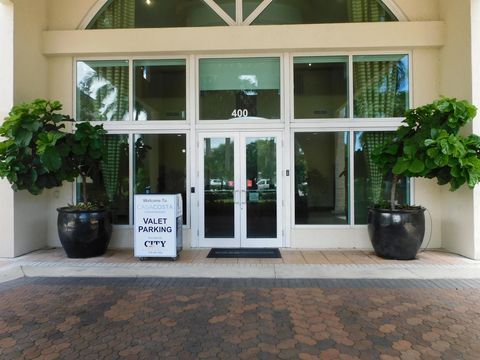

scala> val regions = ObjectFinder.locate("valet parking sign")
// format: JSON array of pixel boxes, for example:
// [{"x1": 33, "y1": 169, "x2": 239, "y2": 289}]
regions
[{"x1": 134, "y1": 194, "x2": 182, "y2": 258}]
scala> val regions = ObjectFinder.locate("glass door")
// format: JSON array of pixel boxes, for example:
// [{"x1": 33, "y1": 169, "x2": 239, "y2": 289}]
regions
[
  {"x1": 199, "y1": 134, "x2": 239, "y2": 248},
  {"x1": 198, "y1": 132, "x2": 282, "y2": 248}
]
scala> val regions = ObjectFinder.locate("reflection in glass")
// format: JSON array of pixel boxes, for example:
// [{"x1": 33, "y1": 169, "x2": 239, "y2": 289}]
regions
[
  {"x1": 252, "y1": 0, "x2": 396, "y2": 25},
  {"x1": 243, "y1": 0, "x2": 263, "y2": 20},
  {"x1": 134, "y1": 60, "x2": 186, "y2": 121},
  {"x1": 76, "y1": 60, "x2": 129, "y2": 121},
  {"x1": 353, "y1": 54, "x2": 409, "y2": 118},
  {"x1": 294, "y1": 56, "x2": 348, "y2": 119},
  {"x1": 245, "y1": 137, "x2": 277, "y2": 238},
  {"x1": 87, "y1": 0, "x2": 396, "y2": 29},
  {"x1": 295, "y1": 132, "x2": 349, "y2": 225},
  {"x1": 204, "y1": 138, "x2": 235, "y2": 238},
  {"x1": 199, "y1": 57, "x2": 280, "y2": 120},
  {"x1": 88, "y1": 0, "x2": 227, "y2": 29},
  {"x1": 134, "y1": 134, "x2": 187, "y2": 224},
  {"x1": 216, "y1": 0, "x2": 236, "y2": 20},
  {"x1": 354, "y1": 131, "x2": 410, "y2": 224},
  {"x1": 77, "y1": 135, "x2": 130, "y2": 225}
]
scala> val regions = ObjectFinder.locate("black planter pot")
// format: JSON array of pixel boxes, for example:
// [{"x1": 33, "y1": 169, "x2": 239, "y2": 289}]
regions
[
  {"x1": 57, "y1": 207, "x2": 112, "y2": 258},
  {"x1": 368, "y1": 207, "x2": 426, "y2": 260}
]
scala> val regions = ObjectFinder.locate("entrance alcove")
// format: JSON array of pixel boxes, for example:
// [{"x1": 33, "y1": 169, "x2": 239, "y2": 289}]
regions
[{"x1": 22, "y1": 0, "x2": 480, "y2": 260}]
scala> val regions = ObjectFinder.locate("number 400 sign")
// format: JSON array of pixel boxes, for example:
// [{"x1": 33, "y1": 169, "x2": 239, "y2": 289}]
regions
[{"x1": 231, "y1": 109, "x2": 249, "y2": 118}]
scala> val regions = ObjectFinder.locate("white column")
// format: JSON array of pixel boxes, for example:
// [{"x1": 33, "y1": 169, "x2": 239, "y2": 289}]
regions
[
  {"x1": 11, "y1": 0, "x2": 49, "y2": 256},
  {"x1": 439, "y1": 0, "x2": 477, "y2": 258},
  {"x1": 0, "y1": 0, "x2": 15, "y2": 257},
  {"x1": 471, "y1": 0, "x2": 480, "y2": 259}
]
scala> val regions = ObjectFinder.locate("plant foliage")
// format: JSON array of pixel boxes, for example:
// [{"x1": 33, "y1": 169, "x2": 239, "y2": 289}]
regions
[
  {"x1": 0, "y1": 99, "x2": 106, "y2": 202},
  {"x1": 372, "y1": 97, "x2": 480, "y2": 209}
]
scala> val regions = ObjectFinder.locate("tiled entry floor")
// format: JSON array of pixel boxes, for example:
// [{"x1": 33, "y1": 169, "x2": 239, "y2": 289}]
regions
[
  {"x1": 6, "y1": 248, "x2": 476, "y2": 266},
  {"x1": 3, "y1": 248, "x2": 479, "y2": 282}
]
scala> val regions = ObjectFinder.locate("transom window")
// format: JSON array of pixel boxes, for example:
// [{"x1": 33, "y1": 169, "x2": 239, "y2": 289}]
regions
[
  {"x1": 199, "y1": 57, "x2": 281, "y2": 120},
  {"x1": 87, "y1": 0, "x2": 398, "y2": 29}
]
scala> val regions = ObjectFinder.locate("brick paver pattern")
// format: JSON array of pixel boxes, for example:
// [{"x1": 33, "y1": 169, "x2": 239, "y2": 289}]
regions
[{"x1": 1, "y1": 278, "x2": 480, "y2": 359}]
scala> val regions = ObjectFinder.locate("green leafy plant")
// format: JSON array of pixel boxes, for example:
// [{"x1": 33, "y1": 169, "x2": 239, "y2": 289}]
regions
[
  {"x1": 372, "y1": 97, "x2": 480, "y2": 210},
  {"x1": 0, "y1": 99, "x2": 106, "y2": 208}
]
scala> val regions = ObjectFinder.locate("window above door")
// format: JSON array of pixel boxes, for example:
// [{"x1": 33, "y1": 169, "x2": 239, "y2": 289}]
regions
[
  {"x1": 199, "y1": 57, "x2": 281, "y2": 121},
  {"x1": 87, "y1": 0, "x2": 400, "y2": 29}
]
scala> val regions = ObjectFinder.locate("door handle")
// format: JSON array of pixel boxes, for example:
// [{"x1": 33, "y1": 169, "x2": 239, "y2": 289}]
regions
[
  {"x1": 234, "y1": 190, "x2": 240, "y2": 204},
  {"x1": 241, "y1": 190, "x2": 246, "y2": 205}
]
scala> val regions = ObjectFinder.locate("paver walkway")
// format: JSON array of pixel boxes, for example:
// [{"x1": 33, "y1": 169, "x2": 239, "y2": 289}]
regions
[{"x1": 1, "y1": 277, "x2": 480, "y2": 359}]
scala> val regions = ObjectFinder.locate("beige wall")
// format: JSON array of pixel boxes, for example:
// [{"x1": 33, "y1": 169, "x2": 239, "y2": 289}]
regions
[
  {"x1": 47, "y1": 0, "x2": 97, "y2": 30},
  {"x1": 472, "y1": 0, "x2": 480, "y2": 259},
  {"x1": 10, "y1": 0, "x2": 49, "y2": 256},
  {"x1": 438, "y1": 0, "x2": 476, "y2": 258},
  {"x1": 41, "y1": 0, "x2": 446, "y2": 251},
  {"x1": 411, "y1": 48, "x2": 442, "y2": 248},
  {"x1": 394, "y1": 0, "x2": 439, "y2": 21},
  {"x1": 13, "y1": 0, "x2": 48, "y2": 102},
  {"x1": 44, "y1": 0, "x2": 441, "y2": 31},
  {"x1": 0, "y1": 1, "x2": 15, "y2": 257},
  {"x1": 9, "y1": 0, "x2": 480, "y2": 255}
]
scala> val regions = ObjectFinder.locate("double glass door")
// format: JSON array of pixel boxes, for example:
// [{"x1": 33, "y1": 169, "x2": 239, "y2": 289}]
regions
[{"x1": 199, "y1": 132, "x2": 282, "y2": 248}]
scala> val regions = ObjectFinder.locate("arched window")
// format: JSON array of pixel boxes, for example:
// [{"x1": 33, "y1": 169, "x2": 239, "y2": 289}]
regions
[{"x1": 87, "y1": 0, "x2": 398, "y2": 29}]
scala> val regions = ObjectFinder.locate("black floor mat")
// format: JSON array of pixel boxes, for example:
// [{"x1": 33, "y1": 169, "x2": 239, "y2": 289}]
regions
[{"x1": 207, "y1": 248, "x2": 281, "y2": 259}]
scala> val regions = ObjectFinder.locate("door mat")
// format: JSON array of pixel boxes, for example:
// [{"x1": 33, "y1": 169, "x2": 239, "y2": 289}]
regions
[{"x1": 207, "y1": 248, "x2": 281, "y2": 259}]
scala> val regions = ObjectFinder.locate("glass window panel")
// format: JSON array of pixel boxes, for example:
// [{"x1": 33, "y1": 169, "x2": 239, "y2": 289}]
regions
[
  {"x1": 354, "y1": 131, "x2": 410, "y2": 224},
  {"x1": 243, "y1": 0, "x2": 263, "y2": 20},
  {"x1": 76, "y1": 60, "x2": 129, "y2": 122},
  {"x1": 134, "y1": 60, "x2": 186, "y2": 121},
  {"x1": 88, "y1": 0, "x2": 228, "y2": 29},
  {"x1": 294, "y1": 56, "x2": 348, "y2": 119},
  {"x1": 203, "y1": 137, "x2": 235, "y2": 238},
  {"x1": 353, "y1": 54, "x2": 409, "y2": 118},
  {"x1": 134, "y1": 134, "x2": 187, "y2": 225},
  {"x1": 295, "y1": 132, "x2": 349, "y2": 225},
  {"x1": 77, "y1": 134, "x2": 130, "y2": 225},
  {"x1": 245, "y1": 137, "x2": 277, "y2": 238},
  {"x1": 199, "y1": 57, "x2": 281, "y2": 120},
  {"x1": 252, "y1": 0, "x2": 396, "y2": 25},
  {"x1": 215, "y1": 0, "x2": 236, "y2": 20}
]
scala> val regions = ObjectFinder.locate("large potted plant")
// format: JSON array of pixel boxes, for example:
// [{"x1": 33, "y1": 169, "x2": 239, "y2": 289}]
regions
[
  {"x1": 369, "y1": 97, "x2": 480, "y2": 260},
  {"x1": 0, "y1": 99, "x2": 111, "y2": 258}
]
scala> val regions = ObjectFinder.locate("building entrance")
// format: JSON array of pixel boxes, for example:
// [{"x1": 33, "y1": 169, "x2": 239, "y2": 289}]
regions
[{"x1": 198, "y1": 132, "x2": 283, "y2": 248}]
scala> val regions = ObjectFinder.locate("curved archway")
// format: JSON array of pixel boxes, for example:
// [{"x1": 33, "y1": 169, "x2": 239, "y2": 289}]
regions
[{"x1": 77, "y1": 0, "x2": 408, "y2": 30}]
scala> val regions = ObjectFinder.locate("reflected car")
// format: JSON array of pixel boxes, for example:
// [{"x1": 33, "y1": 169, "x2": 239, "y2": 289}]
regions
[
  {"x1": 257, "y1": 178, "x2": 271, "y2": 190},
  {"x1": 209, "y1": 178, "x2": 222, "y2": 188}
]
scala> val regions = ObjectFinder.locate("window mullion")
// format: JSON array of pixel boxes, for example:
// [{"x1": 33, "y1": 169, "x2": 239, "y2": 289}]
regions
[
  {"x1": 243, "y1": 0, "x2": 273, "y2": 25},
  {"x1": 129, "y1": 59, "x2": 133, "y2": 122},
  {"x1": 349, "y1": 130, "x2": 355, "y2": 226},
  {"x1": 236, "y1": 0, "x2": 242, "y2": 24},
  {"x1": 129, "y1": 133, "x2": 134, "y2": 226},
  {"x1": 202, "y1": 0, "x2": 236, "y2": 26},
  {"x1": 348, "y1": 54, "x2": 354, "y2": 120}
]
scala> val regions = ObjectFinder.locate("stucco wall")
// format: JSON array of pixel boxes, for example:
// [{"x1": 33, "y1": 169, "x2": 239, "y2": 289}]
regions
[
  {"x1": 39, "y1": 0, "x2": 447, "y2": 251},
  {"x1": 394, "y1": 0, "x2": 439, "y2": 21},
  {"x1": 438, "y1": 0, "x2": 476, "y2": 258},
  {"x1": 47, "y1": 0, "x2": 97, "y2": 30},
  {"x1": 11, "y1": 0, "x2": 49, "y2": 256},
  {"x1": 44, "y1": 0, "x2": 441, "y2": 30},
  {"x1": 0, "y1": 0, "x2": 15, "y2": 257},
  {"x1": 472, "y1": 0, "x2": 480, "y2": 259}
]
